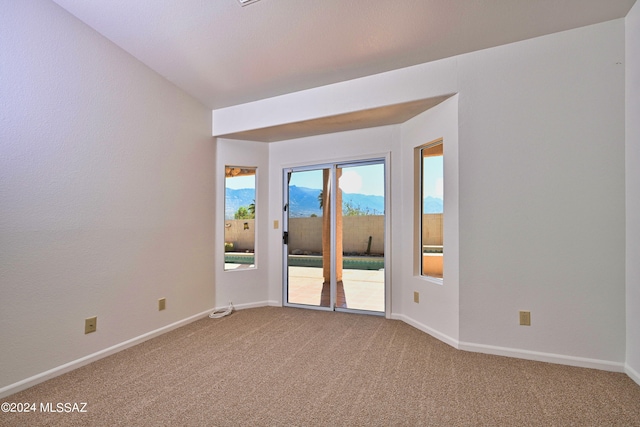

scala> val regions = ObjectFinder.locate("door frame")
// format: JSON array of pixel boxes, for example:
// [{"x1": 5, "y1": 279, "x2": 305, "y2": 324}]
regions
[{"x1": 282, "y1": 157, "x2": 389, "y2": 317}]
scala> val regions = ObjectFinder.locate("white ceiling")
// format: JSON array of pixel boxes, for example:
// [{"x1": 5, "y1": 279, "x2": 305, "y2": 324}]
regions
[{"x1": 51, "y1": 0, "x2": 636, "y2": 110}]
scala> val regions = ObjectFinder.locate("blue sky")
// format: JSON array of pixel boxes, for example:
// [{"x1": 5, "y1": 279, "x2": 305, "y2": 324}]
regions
[
  {"x1": 225, "y1": 174, "x2": 255, "y2": 189},
  {"x1": 423, "y1": 156, "x2": 443, "y2": 199}
]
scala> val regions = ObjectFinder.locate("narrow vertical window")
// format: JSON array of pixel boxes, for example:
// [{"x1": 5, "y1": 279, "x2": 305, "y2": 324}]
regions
[
  {"x1": 419, "y1": 141, "x2": 443, "y2": 279},
  {"x1": 224, "y1": 166, "x2": 256, "y2": 270}
]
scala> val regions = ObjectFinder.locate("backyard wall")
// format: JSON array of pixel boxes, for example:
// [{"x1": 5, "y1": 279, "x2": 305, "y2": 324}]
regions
[
  {"x1": 422, "y1": 214, "x2": 443, "y2": 246},
  {"x1": 224, "y1": 219, "x2": 256, "y2": 252},
  {"x1": 287, "y1": 216, "x2": 385, "y2": 255},
  {"x1": 229, "y1": 214, "x2": 440, "y2": 255},
  {"x1": 286, "y1": 216, "x2": 322, "y2": 252}
]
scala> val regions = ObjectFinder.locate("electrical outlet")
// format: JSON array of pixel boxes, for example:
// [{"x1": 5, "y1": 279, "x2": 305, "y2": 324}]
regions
[
  {"x1": 85, "y1": 316, "x2": 97, "y2": 334},
  {"x1": 159, "y1": 298, "x2": 166, "y2": 311},
  {"x1": 414, "y1": 291, "x2": 420, "y2": 303},
  {"x1": 519, "y1": 311, "x2": 531, "y2": 326}
]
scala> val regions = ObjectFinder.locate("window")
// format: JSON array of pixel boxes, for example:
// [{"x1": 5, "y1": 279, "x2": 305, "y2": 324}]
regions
[
  {"x1": 224, "y1": 166, "x2": 256, "y2": 270},
  {"x1": 418, "y1": 140, "x2": 443, "y2": 279}
]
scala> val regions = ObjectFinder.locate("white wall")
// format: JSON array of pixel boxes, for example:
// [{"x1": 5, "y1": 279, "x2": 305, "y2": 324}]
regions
[
  {"x1": 456, "y1": 20, "x2": 626, "y2": 368},
  {"x1": 0, "y1": 0, "x2": 215, "y2": 395},
  {"x1": 216, "y1": 19, "x2": 628, "y2": 371},
  {"x1": 626, "y1": 0, "x2": 640, "y2": 384},
  {"x1": 397, "y1": 96, "x2": 459, "y2": 346},
  {"x1": 215, "y1": 139, "x2": 270, "y2": 308}
]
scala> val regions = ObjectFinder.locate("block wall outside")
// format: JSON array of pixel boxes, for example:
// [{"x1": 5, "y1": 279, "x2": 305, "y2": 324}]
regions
[
  {"x1": 288, "y1": 216, "x2": 323, "y2": 253},
  {"x1": 342, "y1": 216, "x2": 385, "y2": 254},
  {"x1": 422, "y1": 214, "x2": 443, "y2": 246},
  {"x1": 286, "y1": 216, "x2": 385, "y2": 254},
  {"x1": 224, "y1": 219, "x2": 255, "y2": 251},
  {"x1": 224, "y1": 214, "x2": 443, "y2": 254}
]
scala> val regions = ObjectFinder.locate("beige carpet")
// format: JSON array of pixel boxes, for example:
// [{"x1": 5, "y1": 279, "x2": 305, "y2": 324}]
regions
[{"x1": 1, "y1": 306, "x2": 639, "y2": 426}]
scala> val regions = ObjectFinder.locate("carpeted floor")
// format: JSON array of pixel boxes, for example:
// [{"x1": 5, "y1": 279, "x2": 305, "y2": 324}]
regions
[{"x1": 1, "y1": 306, "x2": 639, "y2": 426}]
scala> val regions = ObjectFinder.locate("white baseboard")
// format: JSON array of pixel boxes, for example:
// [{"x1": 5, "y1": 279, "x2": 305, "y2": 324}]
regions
[
  {"x1": 626, "y1": 363, "x2": 640, "y2": 386},
  {"x1": 391, "y1": 313, "x2": 460, "y2": 349},
  {"x1": 392, "y1": 313, "x2": 626, "y2": 374},
  {"x1": 0, "y1": 307, "x2": 218, "y2": 399},
  {"x1": 225, "y1": 300, "x2": 280, "y2": 310},
  {"x1": 457, "y1": 341, "x2": 625, "y2": 372}
]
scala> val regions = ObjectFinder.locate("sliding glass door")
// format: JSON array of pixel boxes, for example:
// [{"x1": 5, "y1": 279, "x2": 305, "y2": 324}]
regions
[{"x1": 283, "y1": 159, "x2": 385, "y2": 314}]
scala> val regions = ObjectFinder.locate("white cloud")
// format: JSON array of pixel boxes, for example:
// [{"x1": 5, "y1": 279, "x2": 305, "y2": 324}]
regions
[
  {"x1": 434, "y1": 178, "x2": 443, "y2": 198},
  {"x1": 339, "y1": 170, "x2": 362, "y2": 194}
]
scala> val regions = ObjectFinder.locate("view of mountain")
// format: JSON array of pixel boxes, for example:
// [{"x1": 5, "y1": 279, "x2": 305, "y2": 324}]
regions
[
  {"x1": 342, "y1": 193, "x2": 385, "y2": 216},
  {"x1": 225, "y1": 188, "x2": 255, "y2": 219},
  {"x1": 225, "y1": 186, "x2": 442, "y2": 219},
  {"x1": 288, "y1": 185, "x2": 323, "y2": 217}
]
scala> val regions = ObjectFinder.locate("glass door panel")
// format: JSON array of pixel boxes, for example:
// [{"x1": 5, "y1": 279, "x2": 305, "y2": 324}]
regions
[
  {"x1": 285, "y1": 168, "x2": 332, "y2": 308},
  {"x1": 337, "y1": 162, "x2": 385, "y2": 313}
]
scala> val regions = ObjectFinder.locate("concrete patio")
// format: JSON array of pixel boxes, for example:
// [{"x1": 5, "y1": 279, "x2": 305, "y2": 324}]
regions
[{"x1": 287, "y1": 266, "x2": 385, "y2": 312}]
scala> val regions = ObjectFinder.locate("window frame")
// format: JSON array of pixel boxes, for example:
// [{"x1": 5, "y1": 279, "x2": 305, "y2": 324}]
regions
[
  {"x1": 416, "y1": 139, "x2": 444, "y2": 284},
  {"x1": 224, "y1": 165, "x2": 258, "y2": 272}
]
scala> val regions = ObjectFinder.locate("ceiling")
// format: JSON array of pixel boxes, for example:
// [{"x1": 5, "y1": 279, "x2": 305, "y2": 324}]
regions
[{"x1": 51, "y1": 0, "x2": 636, "y2": 111}]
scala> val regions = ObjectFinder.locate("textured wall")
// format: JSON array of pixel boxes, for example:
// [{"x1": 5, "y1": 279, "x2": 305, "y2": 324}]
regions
[
  {"x1": 625, "y1": 0, "x2": 640, "y2": 383},
  {"x1": 224, "y1": 219, "x2": 256, "y2": 252},
  {"x1": 457, "y1": 20, "x2": 625, "y2": 366},
  {"x1": 0, "y1": 0, "x2": 215, "y2": 394},
  {"x1": 422, "y1": 214, "x2": 443, "y2": 246},
  {"x1": 286, "y1": 216, "x2": 385, "y2": 255}
]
